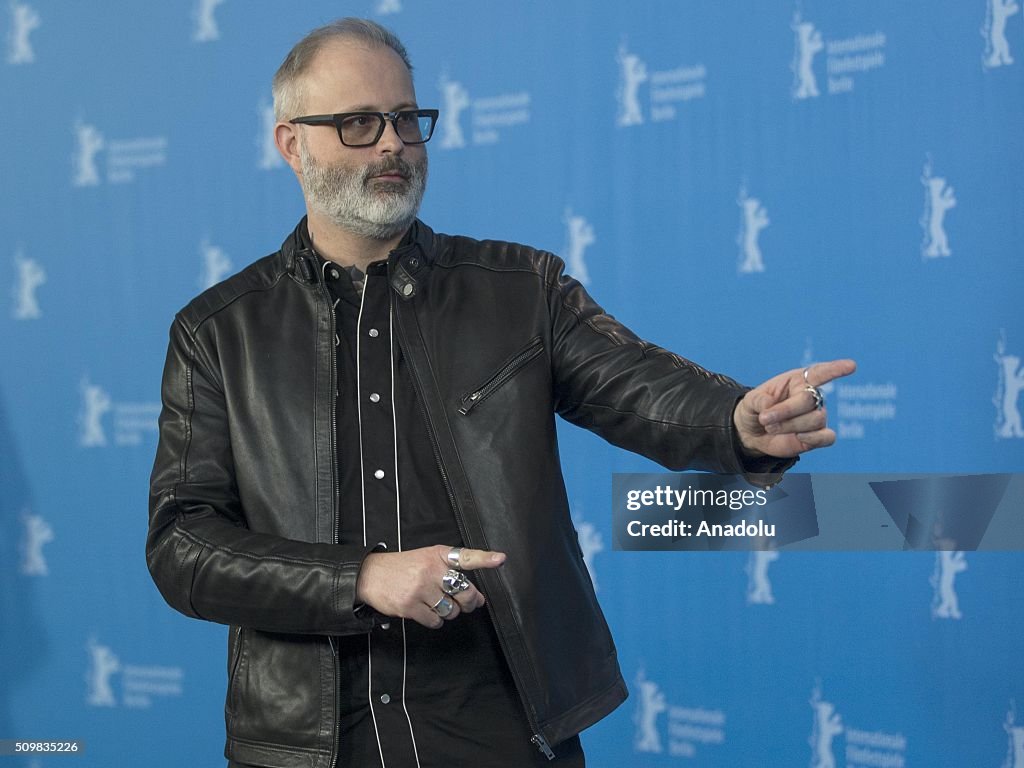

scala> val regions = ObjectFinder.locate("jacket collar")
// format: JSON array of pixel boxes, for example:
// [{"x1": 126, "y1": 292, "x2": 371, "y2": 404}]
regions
[{"x1": 282, "y1": 216, "x2": 435, "y2": 286}]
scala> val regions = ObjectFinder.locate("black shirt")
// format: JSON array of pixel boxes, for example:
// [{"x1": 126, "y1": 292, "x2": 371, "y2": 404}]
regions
[{"x1": 305, "y1": 225, "x2": 584, "y2": 768}]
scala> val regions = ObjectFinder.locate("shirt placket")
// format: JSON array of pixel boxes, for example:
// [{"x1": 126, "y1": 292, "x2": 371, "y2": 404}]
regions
[{"x1": 357, "y1": 262, "x2": 421, "y2": 768}]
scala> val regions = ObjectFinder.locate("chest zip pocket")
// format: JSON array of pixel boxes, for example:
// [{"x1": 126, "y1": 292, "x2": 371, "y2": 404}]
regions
[{"x1": 458, "y1": 336, "x2": 544, "y2": 415}]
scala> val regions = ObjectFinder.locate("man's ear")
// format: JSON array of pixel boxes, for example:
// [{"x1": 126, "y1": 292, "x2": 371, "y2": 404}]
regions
[{"x1": 274, "y1": 122, "x2": 303, "y2": 176}]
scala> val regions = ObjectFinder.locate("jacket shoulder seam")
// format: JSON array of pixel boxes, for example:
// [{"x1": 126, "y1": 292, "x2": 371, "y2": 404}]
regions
[
  {"x1": 178, "y1": 255, "x2": 289, "y2": 333},
  {"x1": 433, "y1": 241, "x2": 623, "y2": 347}
]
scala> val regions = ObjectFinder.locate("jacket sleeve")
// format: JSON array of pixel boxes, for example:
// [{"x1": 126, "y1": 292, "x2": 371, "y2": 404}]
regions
[
  {"x1": 146, "y1": 316, "x2": 377, "y2": 635},
  {"x1": 545, "y1": 255, "x2": 793, "y2": 485}
]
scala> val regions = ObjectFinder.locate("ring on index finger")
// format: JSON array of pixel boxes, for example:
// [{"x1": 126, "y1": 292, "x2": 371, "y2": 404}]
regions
[
  {"x1": 446, "y1": 547, "x2": 463, "y2": 569},
  {"x1": 441, "y1": 569, "x2": 471, "y2": 595}
]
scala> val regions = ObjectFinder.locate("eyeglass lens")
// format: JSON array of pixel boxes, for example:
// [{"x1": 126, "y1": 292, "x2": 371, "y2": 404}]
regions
[{"x1": 340, "y1": 112, "x2": 434, "y2": 146}]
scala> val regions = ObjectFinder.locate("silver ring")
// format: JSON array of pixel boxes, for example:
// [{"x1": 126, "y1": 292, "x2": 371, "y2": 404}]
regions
[
  {"x1": 431, "y1": 595, "x2": 455, "y2": 618},
  {"x1": 441, "y1": 569, "x2": 471, "y2": 595},
  {"x1": 804, "y1": 384, "x2": 825, "y2": 411},
  {"x1": 446, "y1": 547, "x2": 463, "y2": 570}
]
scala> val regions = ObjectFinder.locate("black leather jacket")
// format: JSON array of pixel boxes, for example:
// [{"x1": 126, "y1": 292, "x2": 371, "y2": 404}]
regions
[{"x1": 148, "y1": 219, "x2": 780, "y2": 766}]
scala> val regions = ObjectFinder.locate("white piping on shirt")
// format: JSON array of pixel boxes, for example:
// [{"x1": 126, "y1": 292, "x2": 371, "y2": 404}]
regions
[
  {"x1": 354, "y1": 274, "x2": 388, "y2": 768},
  {"x1": 390, "y1": 300, "x2": 423, "y2": 768}
]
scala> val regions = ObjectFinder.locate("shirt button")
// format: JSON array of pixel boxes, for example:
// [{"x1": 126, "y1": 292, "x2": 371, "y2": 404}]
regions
[
  {"x1": 374, "y1": 469, "x2": 385, "y2": 480},
  {"x1": 368, "y1": 328, "x2": 379, "y2": 338},
  {"x1": 327, "y1": 266, "x2": 340, "y2": 281},
  {"x1": 369, "y1": 393, "x2": 380, "y2": 403},
  {"x1": 380, "y1": 694, "x2": 391, "y2": 704}
]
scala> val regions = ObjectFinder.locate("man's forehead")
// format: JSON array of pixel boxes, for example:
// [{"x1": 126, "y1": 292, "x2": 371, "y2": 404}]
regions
[
  {"x1": 308, "y1": 39, "x2": 410, "y2": 79},
  {"x1": 302, "y1": 39, "x2": 415, "y2": 105}
]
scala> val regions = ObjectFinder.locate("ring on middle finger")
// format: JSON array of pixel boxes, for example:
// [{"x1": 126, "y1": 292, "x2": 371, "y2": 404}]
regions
[
  {"x1": 441, "y1": 569, "x2": 471, "y2": 595},
  {"x1": 804, "y1": 384, "x2": 825, "y2": 411}
]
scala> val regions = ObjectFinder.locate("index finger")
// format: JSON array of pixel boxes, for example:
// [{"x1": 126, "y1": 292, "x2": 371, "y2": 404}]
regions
[
  {"x1": 805, "y1": 359, "x2": 857, "y2": 388},
  {"x1": 441, "y1": 547, "x2": 507, "y2": 571}
]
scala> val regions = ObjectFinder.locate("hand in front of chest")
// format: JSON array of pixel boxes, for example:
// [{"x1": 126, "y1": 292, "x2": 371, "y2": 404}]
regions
[{"x1": 355, "y1": 545, "x2": 507, "y2": 629}]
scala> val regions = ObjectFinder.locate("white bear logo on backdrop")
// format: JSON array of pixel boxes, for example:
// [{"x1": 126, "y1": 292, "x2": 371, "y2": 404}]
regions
[
  {"x1": 994, "y1": 331, "x2": 1024, "y2": 438},
  {"x1": 983, "y1": 0, "x2": 1019, "y2": 69},
  {"x1": 6, "y1": 1, "x2": 39, "y2": 65},
  {"x1": 19, "y1": 510, "x2": 53, "y2": 577},
  {"x1": 1005, "y1": 701, "x2": 1024, "y2": 768},
  {"x1": 438, "y1": 74, "x2": 469, "y2": 149},
  {"x1": 12, "y1": 247, "x2": 45, "y2": 320},
  {"x1": 791, "y1": 12, "x2": 824, "y2": 99},
  {"x1": 634, "y1": 669, "x2": 667, "y2": 754},
  {"x1": 931, "y1": 551, "x2": 967, "y2": 620},
  {"x1": 790, "y1": 11, "x2": 887, "y2": 97},
  {"x1": 84, "y1": 639, "x2": 184, "y2": 709},
  {"x1": 78, "y1": 377, "x2": 112, "y2": 448},
  {"x1": 746, "y1": 550, "x2": 779, "y2": 605},
  {"x1": 85, "y1": 638, "x2": 121, "y2": 708},
  {"x1": 191, "y1": 0, "x2": 225, "y2": 43},
  {"x1": 616, "y1": 43, "x2": 648, "y2": 126},
  {"x1": 737, "y1": 185, "x2": 770, "y2": 274},
  {"x1": 71, "y1": 120, "x2": 104, "y2": 188},
  {"x1": 199, "y1": 237, "x2": 232, "y2": 290},
  {"x1": 920, "y1": 157, "x2": 956, "y2": 259},
  {"x1": 615, "y1": 42, "x2": 705, "y2": 125},
  {"x1": 809, "y1": 684, "x2": 843, "y2": 768},
  {"x1": 563, "y1": 209, "x2": 594, "y2": 286},
  {"x1": 71, "y1": 121, "x2": 166, "y2": 185}
]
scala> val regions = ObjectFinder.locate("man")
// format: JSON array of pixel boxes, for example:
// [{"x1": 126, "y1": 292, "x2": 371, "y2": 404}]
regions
[{"x1": 147, "y1": 18, "x2": 855, "y2": 768}]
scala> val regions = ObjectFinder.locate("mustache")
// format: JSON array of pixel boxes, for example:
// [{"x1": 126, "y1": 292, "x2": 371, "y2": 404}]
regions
[{"x1": 363, "y1": 157, "x2": 417, "y2": 182}]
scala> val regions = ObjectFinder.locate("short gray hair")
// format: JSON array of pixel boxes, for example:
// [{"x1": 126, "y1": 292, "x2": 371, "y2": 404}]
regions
[{"x1": 272, "y1": 18, "x2": 413, "y2": 122}]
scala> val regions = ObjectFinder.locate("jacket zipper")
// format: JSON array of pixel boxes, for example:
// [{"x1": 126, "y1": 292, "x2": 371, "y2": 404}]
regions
[
  {"x1": 458, "y1": 336, "x2": 544, "y2": 415},
  {"x1": 392, "y1": 300, "x2": 555, "y2": 759},
  {"x1": 531, "y1": 734, "x2": 556, "y2": 760},
  {"x1": 228, "y1": 625, "x2": 243, "y2": 729},
  {"x1": 315, "y1": 264, "x2": 343, "y2": 768}
]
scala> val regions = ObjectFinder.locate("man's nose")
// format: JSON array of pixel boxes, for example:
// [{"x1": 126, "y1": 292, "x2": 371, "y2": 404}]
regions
[{"x1": 376, "y1": 117, "x2": 405, "y2": 153}]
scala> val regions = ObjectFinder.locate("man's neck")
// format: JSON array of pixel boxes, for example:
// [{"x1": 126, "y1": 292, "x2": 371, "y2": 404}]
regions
[{"x1": 305, "y1": 209, "x2": 407, "y2": 273}]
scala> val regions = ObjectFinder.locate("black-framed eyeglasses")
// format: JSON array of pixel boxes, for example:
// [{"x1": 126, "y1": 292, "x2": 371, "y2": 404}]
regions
[{"x1": 290, "y1": 109, "x2": 439, "y2": 147}]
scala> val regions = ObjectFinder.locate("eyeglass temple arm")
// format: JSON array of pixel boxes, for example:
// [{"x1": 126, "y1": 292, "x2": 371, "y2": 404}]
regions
[{"x1": 290, "y1": 115, "x2": 336, "y2": 125}]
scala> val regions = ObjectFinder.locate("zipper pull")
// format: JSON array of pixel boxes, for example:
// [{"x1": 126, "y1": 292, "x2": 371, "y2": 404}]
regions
[
  {"x1": 530, "y1": 734, "x2": 555, "y2": 760},
  {"x1": 457, "y1": 391, "x2": 482, "y2": 415}
]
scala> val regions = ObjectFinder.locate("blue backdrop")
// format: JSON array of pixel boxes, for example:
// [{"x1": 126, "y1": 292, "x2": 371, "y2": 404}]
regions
[{"x1": 2, "y1": 1, "x2": 1022, "y2": 765}]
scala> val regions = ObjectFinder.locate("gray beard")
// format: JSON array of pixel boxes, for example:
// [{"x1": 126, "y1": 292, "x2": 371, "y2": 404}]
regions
[{"x1": 300, "y1": 142, "x2": 427, "y2": 241}]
